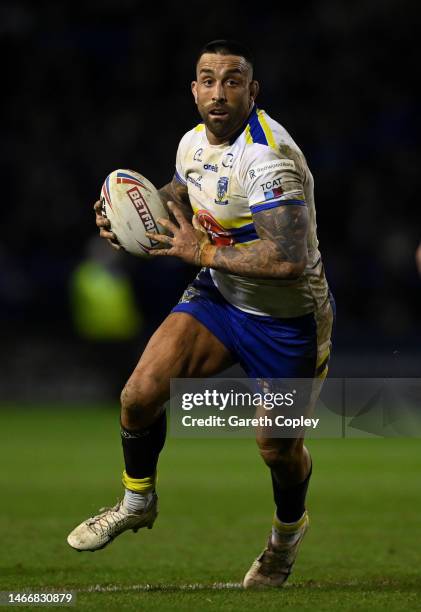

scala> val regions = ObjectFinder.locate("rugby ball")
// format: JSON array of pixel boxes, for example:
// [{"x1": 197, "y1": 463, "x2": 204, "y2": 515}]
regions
[{"x1": 100, "y1": 169, "x2": 168, "y2": 257}]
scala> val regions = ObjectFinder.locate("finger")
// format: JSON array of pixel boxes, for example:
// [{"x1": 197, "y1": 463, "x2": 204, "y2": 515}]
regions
[
  {"x1": 96, "y1": 216, "x2": 111, "y2": 228},
  {"x1": 157, "y1": 217, "x2": 178, "y2": 234},
  {"x1": 147, "y1": 248, "x2": 173, "y2": 257},
  {"x1": 94, "y1": 200, "x2": 111, "y2": 229},
  {"x1": 100, "y1": 228, "x2": 117, "y2": 240},
  {"x1": 167, "y1": 201, "x2": 187, "y2": 227},
  {"x1": 108, "y1": 240, "x2": 121, "y2": 251},
  {"x1": 192, "y1": 215, "x2": 205, "y2": 232},
  {"x1": 146, "y1": 232, "x2": 173, "y2": 245}
]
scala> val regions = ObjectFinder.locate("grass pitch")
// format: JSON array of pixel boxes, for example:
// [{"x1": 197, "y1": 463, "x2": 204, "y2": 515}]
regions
[{"x1": 0, "y1": 406, "x2": 420, "y2": 611}]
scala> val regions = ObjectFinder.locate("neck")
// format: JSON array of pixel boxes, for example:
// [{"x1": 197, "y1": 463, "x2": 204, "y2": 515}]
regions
[{"x1": 205, "y1": 128, "x2": 230, "y2": 146}]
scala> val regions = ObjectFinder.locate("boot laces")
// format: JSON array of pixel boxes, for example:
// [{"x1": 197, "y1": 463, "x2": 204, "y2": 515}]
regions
[{"x1": 85, "y1": 502, "x2": 126, "y2": 536}]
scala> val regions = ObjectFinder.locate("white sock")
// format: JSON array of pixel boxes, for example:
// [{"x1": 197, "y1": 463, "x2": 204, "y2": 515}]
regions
[
  {"x1": 271, "y1": 513, "x2": 306, "y2": 547},
  {"x1": 122, "y1": 488, "x2": 152, "y2": 514},
  {"x1": 271, "y1": 526, "x2": 301, "y2": 547}
]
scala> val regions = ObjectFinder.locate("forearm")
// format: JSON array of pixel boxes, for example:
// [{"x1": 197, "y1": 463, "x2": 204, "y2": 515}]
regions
[
  {"x1": 200, "y1": 241, "x2": 306, "y2": 279},
  {"x1": 158, "y1": 182, "x2": 193, "y2": 222},
  {"x1": 158, "y1": 183, "x2": 176, "y2": 210},
  {"x1": 147, "y1": 201, "x2": 308, "y2": 279},
  {"x1": 200, "y1": 203, "x2": 309, "y2": 279}
]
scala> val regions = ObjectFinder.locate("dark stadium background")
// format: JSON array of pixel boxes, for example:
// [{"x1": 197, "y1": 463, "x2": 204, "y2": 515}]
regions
[{"x1": 1, "y1": 0, "x2": 420, "y2": 402}]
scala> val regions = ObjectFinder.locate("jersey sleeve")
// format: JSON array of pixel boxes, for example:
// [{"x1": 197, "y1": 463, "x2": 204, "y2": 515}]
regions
[
  {"x1": 240, "y1": 145, "x2": 307, "y2": 214},
  {"x1": 174, "y1": 132, "x2": 190, "y2": 186}
]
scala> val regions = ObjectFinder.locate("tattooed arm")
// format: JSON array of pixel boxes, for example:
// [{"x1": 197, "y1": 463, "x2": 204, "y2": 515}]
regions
[
  {"x1": 206, "y1": 204, "x2": 309, "y2": 279},
  {"x1": 147, "y1": 201, "x2": 308, "y2": 280},
  {"x1": 158, "y1": 176, "x2": 193, "y2": 222}
]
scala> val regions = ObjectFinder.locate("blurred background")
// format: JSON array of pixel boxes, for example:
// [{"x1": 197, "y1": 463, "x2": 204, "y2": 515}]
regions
[{"x1": 1, "y1": 0, "x2": 420, "y2": 402}]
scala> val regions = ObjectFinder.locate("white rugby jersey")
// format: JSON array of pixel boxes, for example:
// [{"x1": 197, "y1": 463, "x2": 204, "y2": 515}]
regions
[{"x1": 175, "y1": 105, "x2": 329, "y2": 318}]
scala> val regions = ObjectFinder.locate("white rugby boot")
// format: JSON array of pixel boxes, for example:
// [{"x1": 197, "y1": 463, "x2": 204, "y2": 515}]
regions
[
  {"x1": 67, "y1": 492, "x2": 158, "y2": 552},
  {"x1": 243, "y1": 511, "x2": 309, "y2": 588}
]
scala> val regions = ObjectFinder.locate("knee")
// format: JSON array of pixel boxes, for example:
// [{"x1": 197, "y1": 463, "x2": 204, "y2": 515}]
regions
[
  {"x1": 257, "y1": 439, "x2": 303, "y2": 469},
  {"x1": 120, "y1": 372, "x2": 162, "y2": 425}
]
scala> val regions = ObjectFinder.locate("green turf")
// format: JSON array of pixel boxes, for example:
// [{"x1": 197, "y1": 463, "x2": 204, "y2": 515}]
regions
[{"x1": 0, "y1": 406, "x2": 420, "y2": 611}]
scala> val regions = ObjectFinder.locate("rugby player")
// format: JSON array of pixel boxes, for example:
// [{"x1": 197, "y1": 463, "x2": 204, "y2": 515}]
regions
[{"x1": 67, "y1": 40, "x2": 335, "y2": 588}]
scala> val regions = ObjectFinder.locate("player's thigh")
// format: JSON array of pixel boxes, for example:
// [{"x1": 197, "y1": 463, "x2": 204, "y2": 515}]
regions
[{"x1": 122, "y1": 312, "x2": 234, "y2": 412}]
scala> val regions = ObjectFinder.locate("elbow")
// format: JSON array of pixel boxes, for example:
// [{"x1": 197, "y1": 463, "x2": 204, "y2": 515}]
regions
[{"x1": 280, "y1": 259, "x2": 306, "y2": 280}]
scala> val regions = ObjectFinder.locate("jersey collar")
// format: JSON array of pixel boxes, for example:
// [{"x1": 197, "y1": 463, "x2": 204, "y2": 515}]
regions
[{"x1": 228, "y1": 104, "x2": 257, "y2": 145}]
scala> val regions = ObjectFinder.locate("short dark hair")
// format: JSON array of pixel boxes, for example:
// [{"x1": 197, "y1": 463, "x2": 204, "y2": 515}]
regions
[{"x1": 197, "y1": 39, "x2": 254, "y2": 72}]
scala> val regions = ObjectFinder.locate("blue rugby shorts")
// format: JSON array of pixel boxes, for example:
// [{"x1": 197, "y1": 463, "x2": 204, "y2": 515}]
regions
[{"x1": 172, "y1": 268, "x2": 335, "y2": 379}]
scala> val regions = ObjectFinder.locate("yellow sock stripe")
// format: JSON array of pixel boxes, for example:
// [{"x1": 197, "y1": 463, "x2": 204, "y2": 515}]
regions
[
  {"x1": 245, "y1": 124, "x2": 253, "y2": 144},
  {"x1": 257, "y1": 110, "x2": 277, "y2": 150},
  {"x1": 122, "y1": 470, "x2": 156, "y2": 493},
  {"x1": 273, "y1": 510, "x2": 308, "y2": 533}
]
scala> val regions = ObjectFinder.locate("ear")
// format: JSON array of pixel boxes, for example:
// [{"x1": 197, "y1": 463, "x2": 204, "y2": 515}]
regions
[
  {"x1": 250, "y1": 80, "x2": 260, "y2": 103},
  {"x1": 191, "y1": 81, "x2": 198, "y2": 104}
]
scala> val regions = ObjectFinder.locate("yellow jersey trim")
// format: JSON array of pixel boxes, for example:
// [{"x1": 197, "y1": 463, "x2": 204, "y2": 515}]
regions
[
  {"x1": 257, "y1": 110, "x2": 277, "y2": 150},
  {"x1": 192, "y1": 209, "x2": 253, "y2": 230},
  {"x1": 245, "y1": 124, "x2": 253, "y2": 145}
]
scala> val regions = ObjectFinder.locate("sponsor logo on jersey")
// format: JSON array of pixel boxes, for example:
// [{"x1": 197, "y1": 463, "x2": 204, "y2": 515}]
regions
[
  {"x1": 204, "y1": 163, "x2": 218, "y2": 172},
  {"x1": 193, "y1": 148, "x2": 203, "y2": 162},
  {"x1": 196, "y1": 210, "x2": 236, "y2": 246},
  {"x1": 248, "y1": 159, "x2": 296, "y2": 179},
  {"x1": 187, "y1": 173, "x2": 203, "y2": 191},
  {"x1": 222, "y1": 153, "x2": 234, "y2": 168},
  {"x1": 260, "y1": 178, "x2": 283, "y2": 191},
  {"x1": 215, "y1": 176, "x2": 229, "y2": 205},
  {"x1": 126, "y1": 187, "x2": 159, "y2": 247},
  {"x1": 179, "y1": 285, "x2": 201, "y2": 304},
  {"x1": 264, "y1": 187, "x2": 284, "y2": 200}
]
